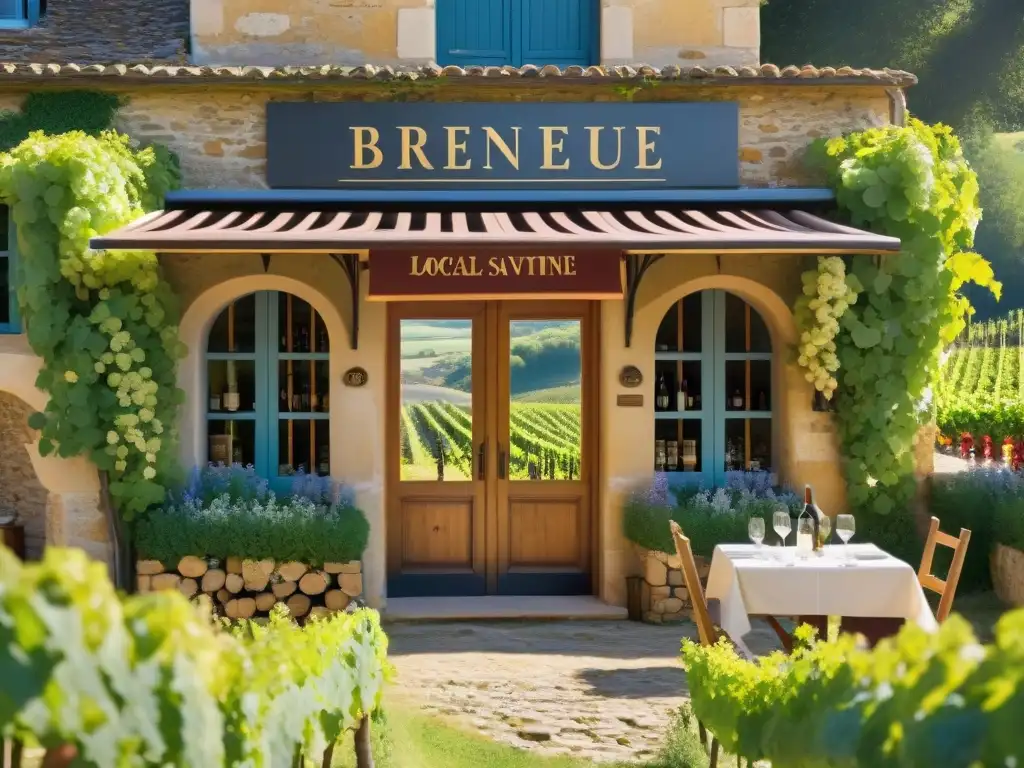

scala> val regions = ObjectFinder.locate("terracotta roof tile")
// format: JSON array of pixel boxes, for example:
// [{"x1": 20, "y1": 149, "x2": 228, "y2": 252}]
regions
[{"x1": 0, "y1": 62, "x2": 918, "y2": 86}]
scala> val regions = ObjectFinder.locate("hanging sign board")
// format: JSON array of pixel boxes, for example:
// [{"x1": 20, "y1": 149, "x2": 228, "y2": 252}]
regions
[
  {"x1": 367, "y1": 251, "x2": 623, "y2": 300},
  {"x1": 266, "y1": 102, "x2": 740, "y2": 190}
]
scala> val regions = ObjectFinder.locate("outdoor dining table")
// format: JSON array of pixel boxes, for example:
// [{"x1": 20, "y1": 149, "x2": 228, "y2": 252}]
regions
[{"x1": 705, "y1": 543, "x2": 939, "y2": 647}]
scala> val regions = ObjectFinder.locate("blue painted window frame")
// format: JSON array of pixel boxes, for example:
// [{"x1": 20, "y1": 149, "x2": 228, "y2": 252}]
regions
[
  {"x1": 656, "y1": 290, "x2": 774, "y2": 488},
  {"x1": 0, "y1": 0, "x2": 42, "y2": 29},
  {"x1": 0, "y1": 207, "x2": 22, "y2": 334},
  {"x1": 205, "y1": 291, "x2": 330, "y2": 494},
  {"x1": 436, "y1": 0, "x2": 599, "y2": 68}
]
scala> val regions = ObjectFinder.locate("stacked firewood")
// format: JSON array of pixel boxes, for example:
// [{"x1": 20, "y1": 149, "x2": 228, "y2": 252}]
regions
[{"x1": 137, "y1": 556, "x2": 363, "y2": 619}]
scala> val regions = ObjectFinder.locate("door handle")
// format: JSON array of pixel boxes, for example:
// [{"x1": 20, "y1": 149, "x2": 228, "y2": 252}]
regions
[
  {"x1": 498, "y1": 443, "x2": 507, "y2": 480},
  {"x1": 477, "y1": 441, "x2": 486, "y2": 481}
]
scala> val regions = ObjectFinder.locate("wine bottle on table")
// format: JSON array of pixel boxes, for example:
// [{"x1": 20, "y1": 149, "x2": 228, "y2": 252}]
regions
[{"x1": 796, "y1": 485, "x2": 822, "y2": 554}]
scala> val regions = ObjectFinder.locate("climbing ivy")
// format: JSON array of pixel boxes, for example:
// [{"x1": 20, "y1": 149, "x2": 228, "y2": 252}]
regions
[
  {"x1": 805, "y1": 119, "x2": 1001, "y2": 516},
  {"x1": 0, "y1": 130, "x2": 184, "y2": 518},
  {"x1": 0, "y1": 91, "x2": 123, "y2": 152}
]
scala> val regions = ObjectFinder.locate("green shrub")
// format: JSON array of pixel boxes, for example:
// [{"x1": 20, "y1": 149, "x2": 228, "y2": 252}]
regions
[
  {"x1": 682, "y1": 610, "x2": 1024, "y2": 767},
  {"x1": 0, "y1": 545, "x2": 389, "y2": 766},
  {"x1": 133, "y1": 464, "x2": 370, "y2": 565},
  {"x1": 622, "y1": 473, "x2": 801, "y2": 558}
]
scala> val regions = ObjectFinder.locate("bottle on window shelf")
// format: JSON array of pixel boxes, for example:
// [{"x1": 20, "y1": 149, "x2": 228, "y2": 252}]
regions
[
  {"x1": 677, "y1": 379, "x2": 688, "y2": 411},
  {"x1": 279, "y1": 388, "x2": 289, "y2": 412},
  {"x1": 310, "y1": 387, "x2": 319, "y2": 412},
  {"x1": 656, "y1": 374, "x2": 670, "y2": 411},
  {"x1": 317, "y1": 325, "x2": 328, "y2": 353},
  {"x1": 321, "y1": 391, "x2": 330, "y2": 412},
  {"x1": 317, "y1": 445, "x2": 330, "y2": 476},
  {"x1": 731, "y1": 389, "x2": 744, "y2": 410},
  {"x1": 232, "y1": 442, "x2": 243, "y2": 465},
  {"x1": 280, "y1": 333, "x2": 288, "y2": 352},
  {"x1": 654, "y1": 440, "x2": 666, "y2": 471}
]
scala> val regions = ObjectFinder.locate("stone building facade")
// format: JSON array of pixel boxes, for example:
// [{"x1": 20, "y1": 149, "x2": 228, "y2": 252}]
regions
[{"x1": 0, "y1": 0, "x2": 918, "y2": 615}]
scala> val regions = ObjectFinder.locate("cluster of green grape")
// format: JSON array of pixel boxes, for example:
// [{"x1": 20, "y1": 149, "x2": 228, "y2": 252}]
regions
[{"x1": 795, "y1": 255, "x2": 859, "y2": 398}]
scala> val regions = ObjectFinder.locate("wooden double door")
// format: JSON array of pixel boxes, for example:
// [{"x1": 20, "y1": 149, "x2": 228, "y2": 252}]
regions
[{"x1": 387, "y1": 301, "x2": 597, "y2": 597}]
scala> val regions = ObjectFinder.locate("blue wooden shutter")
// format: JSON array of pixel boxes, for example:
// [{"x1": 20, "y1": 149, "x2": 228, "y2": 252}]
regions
[
  {"x1": 519, "y1": 0, "x2": 597, "y2": 68},
  {"x1": 0, "y1": 0, "x2": 23, "y2": 20},
  {"x1": 437, "y1": 0, "x2": 514, "y2": 67}
]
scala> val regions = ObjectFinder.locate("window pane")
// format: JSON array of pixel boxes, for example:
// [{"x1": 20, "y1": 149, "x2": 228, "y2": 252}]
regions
[
  {"x1": 208, "y1": 360, "x2": 256, "y2": 413},
  {"x1": 208, "y1": 420, "x2": 255, "y2": 466},
  {"x1": 208, "y1": 294, "x2": 256, "y2": 353},
  {"x1": 279, "y1": 419, "x2": 314, "y2": 476},
  {"x1": 654, "y1": 360, "x2": 702, "y2": 412},
  {"x1": 509, "y1": 320, "x2": 581, "y2": 481},
  {"x1": 278, "y1": 360, "x2": 329, "y2": 413},
  {"x1": 724, "y1": 418, "x2": 772, "y2": 473},
  {"x1": 279, "y1": 293, "x2": 327, "y2": 353},
  {"x1": 750, "y1": 305, "x2": 771, "y2": 353},
  {"x1": 315, "y1": 420, "x2": 330, "y2": 476},
  {"x1": 400, "y1": 319, "x2": 473, "y2": 481},
  {"x1": 655, "y1": 418, "x2": 702, "y2": 474},
  {"x1": 724, "y1": 292, "x2": 748, "y2": 353},
  {"x1": 655, "y1": 293, "x2": 702, "y2": 353}
]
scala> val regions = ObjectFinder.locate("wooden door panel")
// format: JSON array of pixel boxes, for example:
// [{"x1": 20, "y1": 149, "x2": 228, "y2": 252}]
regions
[
  {"x1": 400, "y1": 499, "x2": 477, "y2": 569},
  {"x1": 495, "y1": 301, "x2": 596, "y2": 596},
  {"x1": 387, "y1": 302, "x2": 489, "y2": 597},
  {"x1": 508, "y1": 499, "x2": 583, "y2": 566}
]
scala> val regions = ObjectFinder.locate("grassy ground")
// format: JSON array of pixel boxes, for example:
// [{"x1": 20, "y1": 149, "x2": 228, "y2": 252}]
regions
[{"x1": 331, "y1": 704, "x2": 711, "y2": 768}]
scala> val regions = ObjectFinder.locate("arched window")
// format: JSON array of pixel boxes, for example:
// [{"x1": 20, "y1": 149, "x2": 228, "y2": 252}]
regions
[
  {"x1": 653, "y1": 290, "x2": 773, "y2": 486},
  {"x1": 206, "y1": 291, "x2": 331, "y2": 491}
]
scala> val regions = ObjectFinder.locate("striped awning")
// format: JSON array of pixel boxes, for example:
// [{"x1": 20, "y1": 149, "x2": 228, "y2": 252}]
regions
[{"x1": 89, "y1": 206, "x2": 900, "y2": 254}]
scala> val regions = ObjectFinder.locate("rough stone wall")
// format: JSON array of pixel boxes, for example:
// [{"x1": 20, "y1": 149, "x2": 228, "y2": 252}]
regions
[
  {"x1": 106, "y1": 83, "x2": 891, "y2": 189},
  {"x1": 0, "y1": 0, "x2": 188, "y2": 64},
  {"x1": 0, "y1": 391, "x2": 47, "y2": 560},
  {"x1": 190, "y1": 0, "x2": 759, "y2": 68}
]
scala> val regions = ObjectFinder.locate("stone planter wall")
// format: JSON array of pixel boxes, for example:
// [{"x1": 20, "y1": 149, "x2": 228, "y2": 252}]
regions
[
  {"x1": 638, "y1": 548, "x2": 710, "y2": 624},
  {"x1": 991, "y1": 544, "x2": 1024, "y2": 607},
  {"x1": 138, "y1": 556, "x2": 364, "y2": 620}
]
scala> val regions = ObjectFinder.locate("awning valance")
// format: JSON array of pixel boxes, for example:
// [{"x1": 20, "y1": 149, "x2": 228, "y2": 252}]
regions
[{"x1": 89, "y1": 206, "x2": 900, "y2": 254}]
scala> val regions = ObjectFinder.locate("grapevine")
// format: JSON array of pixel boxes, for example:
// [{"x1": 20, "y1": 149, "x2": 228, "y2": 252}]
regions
[
  {"x1": 0, "y1": 545, "x2": 389, "y2": 767},
  {"x1": 0, "y1": 131, "x2": 184, "y2": 518},
  {"x1": 794, "y1": 255, "x2": 859, "y2": 397},
  {"x1": 808, "y1": 119, "x2": 1000, "y2": 514}
]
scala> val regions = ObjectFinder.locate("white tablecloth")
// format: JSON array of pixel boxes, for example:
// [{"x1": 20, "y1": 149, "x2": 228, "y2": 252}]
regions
[{"x1": 705, "y1": 543, "x2": 939, "y2": 640}]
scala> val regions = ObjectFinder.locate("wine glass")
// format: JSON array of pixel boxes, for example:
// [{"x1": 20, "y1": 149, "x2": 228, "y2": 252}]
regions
[
  {"x1": 818, "y1": 514, "x2": 832, "y2": 552},
  {"x1": 748, "y1": 516, "x2": 765, "y2": 558},
  {"x1": 772, "y1": 509, "x2": 791, "y2": 549},
  {"x1": 836, "y1": 514, "x2": 856, "y2": 565}
]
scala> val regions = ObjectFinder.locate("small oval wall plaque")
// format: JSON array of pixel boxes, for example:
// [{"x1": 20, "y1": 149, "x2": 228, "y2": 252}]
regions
[
  {"x1": 343, "y1": 367, "x2": 369, "y2": 388},
  {"x1": 619, "y1": 365, "x2": 643, "y2": 389}
]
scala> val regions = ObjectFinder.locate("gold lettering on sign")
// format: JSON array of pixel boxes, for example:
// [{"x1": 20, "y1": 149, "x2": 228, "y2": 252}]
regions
[
  {"x1": 540, "y1": 127, "x2": 570, "y2": 170},
  {"x1": 586, "y1": 126, "x2": 624, "y2": 171},
  {"x1": 445, "y1": 127, "x2": 472, "y2": 170},
  {"x1": 398, "y1": 126, "x2": 433, "y2": 170},
  {"x1": 635, "y1": 126, "x2": 663, "y2": 170},
  {"x1": 350, "y1": 127, "x2": 383, "y2": 169},
  {"x1": 483, "y1": 127, "x2": 521, "y2": 170},
  {"x1": 410, "y1": 255, "x2": 579, "y2": 278}
]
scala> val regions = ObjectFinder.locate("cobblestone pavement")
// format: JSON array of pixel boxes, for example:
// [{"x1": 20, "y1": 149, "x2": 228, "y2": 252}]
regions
[{"x1": 385, "y1": 619, "x2": 782, "y2": 763}]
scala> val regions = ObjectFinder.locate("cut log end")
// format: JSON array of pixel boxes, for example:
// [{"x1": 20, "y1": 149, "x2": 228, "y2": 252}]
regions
[
  {"x1": 286, "y1": 593, "x2": 312, "y2": 619},
  {"x1": 254, "y1": 592, "x2": 278, "y2": 612},
  {"x1": 202, "y1": 568, "x2": 227, "y2": 593},
  {"x1": 299, "y1": 571, "x2": 328, "y2": 596},
  {"x1": 325, "y1": 589, "x2": 350, "y2": 612},
  {"x1": 226, "y1": 597, "x2": 257, "y2": 620},
  {"x1": 272, "y1": 579, "x2": 298, "y2": 598},
  {"x1": 177, "y1": 555, "x2": 208, "y2": 579},
  {"x1": 178, "y1": 578, "x2": 199, "y2": 599},
  {"x1": 225, "y1": 573, "x2": 245, "y2": 594},
  {"x1": 277, "y1": 561, "x2": 309, "y2": 582}
]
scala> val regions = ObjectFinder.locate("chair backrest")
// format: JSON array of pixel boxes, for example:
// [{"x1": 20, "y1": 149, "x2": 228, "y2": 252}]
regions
[
  {"x1": 917, "y1": 515, "x2": 971, "y2": 623},
  {"x1": 669, "y1": 521, "x2": 718, "y2": 646}
]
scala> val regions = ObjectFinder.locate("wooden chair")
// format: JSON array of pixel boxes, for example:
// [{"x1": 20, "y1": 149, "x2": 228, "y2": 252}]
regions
[
  {"x1": 670, "y1": 521, "x2": 753, "y2": 768},
  {"x1": 917, "y1": 516, "x2": 971, "y2": 623}
]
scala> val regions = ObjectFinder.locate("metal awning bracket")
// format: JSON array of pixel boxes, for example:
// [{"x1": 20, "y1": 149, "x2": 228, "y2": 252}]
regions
[
  {"x1": 329, "y1": 253, "x2": 362, "y2": 350},
  {"x1": 624, "y1": 253, "x2": 664, "y2": 348}
]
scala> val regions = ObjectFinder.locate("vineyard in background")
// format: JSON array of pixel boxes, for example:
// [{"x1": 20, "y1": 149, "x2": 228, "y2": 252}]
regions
[
  {"x1": 400, "y1": 401, "x2": 582, "y2": 481},
  {"x1": 937, "y1": 309, "x2": 1024, "y2": 445}
]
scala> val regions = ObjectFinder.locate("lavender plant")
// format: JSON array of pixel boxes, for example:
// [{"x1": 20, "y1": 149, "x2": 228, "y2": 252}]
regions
[
  {"x1": 623, "y1": 472, "x2": 801, "y2": 557},
  {"x1": 135, "y1": 464, "x2": 369, "y2": 565}
]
